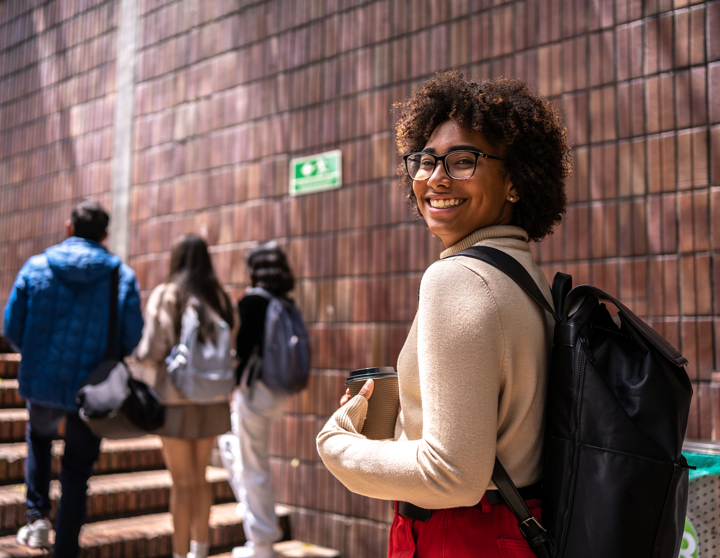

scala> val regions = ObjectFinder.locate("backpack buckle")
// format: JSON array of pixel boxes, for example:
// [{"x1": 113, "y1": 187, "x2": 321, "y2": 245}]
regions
[{"x1": 521, "y1": 516, "x2": 547, "y2": 533}]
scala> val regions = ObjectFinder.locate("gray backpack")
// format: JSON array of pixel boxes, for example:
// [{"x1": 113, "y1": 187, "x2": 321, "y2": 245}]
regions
[
  {"x1": 249, "y1": 288, "x2": 310, "y2": 394},
  {"x1": 165, "y1": 302, "x2": 235, "y2": 403}
]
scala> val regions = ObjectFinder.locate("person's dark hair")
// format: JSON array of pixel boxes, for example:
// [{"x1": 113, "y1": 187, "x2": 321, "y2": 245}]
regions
[
  {"x1": 71, "y1": 199, "x2": 110, "y2": 242},
  {"x1": 168, "y1": 234, "x2": 234, "y2": 342},
  {"x1": 245, "y1": 241, "x2": 294, "y2": 296},
  {"x1": 394, "y1": 70, "x2": 571, "y2": 242}
]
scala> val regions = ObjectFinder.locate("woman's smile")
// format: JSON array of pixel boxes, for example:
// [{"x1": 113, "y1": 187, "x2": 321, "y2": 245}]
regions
[{"x1": 427, "y1": 197, "x2": 466, "y2": 209}]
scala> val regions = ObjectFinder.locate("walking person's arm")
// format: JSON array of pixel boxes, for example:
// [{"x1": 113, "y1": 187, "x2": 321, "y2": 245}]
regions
[
  {"x1": 119, "y1": 266, "x2": 144, "y2": 356},
  {"x1": 3, "y1": 264, "x2": 30, "y2": 351},
  {"x1": 135, "y1": 283, "x2": 178, "y2": 365}
]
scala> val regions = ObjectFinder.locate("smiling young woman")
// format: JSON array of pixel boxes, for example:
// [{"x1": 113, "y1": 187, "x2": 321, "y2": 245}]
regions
[{"x1": 317, "y1": 71, "x2": 570, "y2": 558}]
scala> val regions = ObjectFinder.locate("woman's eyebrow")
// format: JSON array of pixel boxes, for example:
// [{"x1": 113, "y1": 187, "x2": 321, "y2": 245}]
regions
[{"x1": 422, "y1": 144, "x2": 480, "y2": 153}]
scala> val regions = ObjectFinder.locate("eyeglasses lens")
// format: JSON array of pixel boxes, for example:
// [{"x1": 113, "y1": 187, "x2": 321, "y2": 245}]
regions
[{"x1": 406, "y1": 152, "x2": 477, "y2": 180}]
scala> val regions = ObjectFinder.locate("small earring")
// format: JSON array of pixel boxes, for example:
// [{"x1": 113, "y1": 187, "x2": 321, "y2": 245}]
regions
[{"x1": 508, "y1": 196, "x2": 514, "y2": 201}]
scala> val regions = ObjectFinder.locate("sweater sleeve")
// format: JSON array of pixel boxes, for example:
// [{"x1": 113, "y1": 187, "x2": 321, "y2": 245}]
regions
[
  {"x1": 316, "y1": 260, "x2": 504, "y2": 509},
  {"x1": 134, "y1": 283, "x2": 179, "y2": 366}
]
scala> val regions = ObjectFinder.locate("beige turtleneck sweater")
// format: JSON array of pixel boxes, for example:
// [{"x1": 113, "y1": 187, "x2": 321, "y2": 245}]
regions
[{"x1": 316, "y1": 226, "x2": 554, "y2": 510}]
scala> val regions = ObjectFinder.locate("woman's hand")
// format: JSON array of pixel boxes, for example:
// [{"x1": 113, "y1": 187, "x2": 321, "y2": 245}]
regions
[{"x1": 339, "y1": 379, "x2": 374, "y2": 406}]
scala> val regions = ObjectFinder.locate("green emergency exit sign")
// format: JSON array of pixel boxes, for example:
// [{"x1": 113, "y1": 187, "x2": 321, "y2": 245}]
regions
[{"x1": 289, "y1": 150, "x2": 342, "y2": 196}]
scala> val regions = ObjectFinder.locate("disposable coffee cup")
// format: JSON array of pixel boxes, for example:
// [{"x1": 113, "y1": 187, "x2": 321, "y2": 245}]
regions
[{"x1": 346, "y1": 367, "x2": 399, "y2": 440}]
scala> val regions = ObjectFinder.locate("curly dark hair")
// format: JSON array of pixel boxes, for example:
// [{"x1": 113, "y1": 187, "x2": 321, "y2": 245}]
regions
[
  {"x1": 394, "y1": 70, "x2": 570, "y2": 242},
  {"x1": 245, "y1": 241, "x2": 295, "y2": 296}
]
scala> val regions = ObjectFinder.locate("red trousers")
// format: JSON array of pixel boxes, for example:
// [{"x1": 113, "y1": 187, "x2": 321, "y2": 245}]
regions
[{"x1": 388, "y1": 495, "x2": 542, "y2": 558}]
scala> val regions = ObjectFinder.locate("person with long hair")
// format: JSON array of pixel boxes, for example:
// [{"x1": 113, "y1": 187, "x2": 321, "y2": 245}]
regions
[
  {"x1": 317, "y1": 71, "x2": 570, "y2": 556},
  {"x1": 136, "y1": 234, "x2": 238, "y2": 558},
  {"x1": 230, "y1": 241, "x2": 296, "y2": 558}
]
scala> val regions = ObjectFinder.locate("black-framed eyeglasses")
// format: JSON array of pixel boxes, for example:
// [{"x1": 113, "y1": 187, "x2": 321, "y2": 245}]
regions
[{"x1": 403, "y1": 150, "x2": 505, "y2": 181}]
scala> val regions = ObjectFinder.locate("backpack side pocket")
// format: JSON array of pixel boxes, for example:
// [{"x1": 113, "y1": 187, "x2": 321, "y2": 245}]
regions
[{"x1": 652, "y1": 456, "x2": 690, "y2": 558}]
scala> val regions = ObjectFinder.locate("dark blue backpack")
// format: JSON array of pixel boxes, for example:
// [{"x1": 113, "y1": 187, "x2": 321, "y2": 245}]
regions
[{"x1": 249, "y1": 288, "x2": 311, "y2": 394}]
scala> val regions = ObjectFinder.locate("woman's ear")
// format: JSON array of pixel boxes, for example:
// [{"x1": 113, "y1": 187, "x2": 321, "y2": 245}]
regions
[{"x1": 505, "y1": 180, "x2": 519, "y2": 203}]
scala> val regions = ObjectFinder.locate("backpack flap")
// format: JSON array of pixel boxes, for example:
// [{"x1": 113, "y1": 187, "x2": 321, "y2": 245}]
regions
[
  {"x1": 564, "y1": 285, "x2": 692, "y2": 464},
  {"x1": 565, "y1": 285, "x2": 688, "y2": 367}
]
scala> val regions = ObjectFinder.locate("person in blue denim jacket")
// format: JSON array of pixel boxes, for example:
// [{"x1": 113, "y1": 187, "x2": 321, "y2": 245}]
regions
[{"x1": 3, "y1": 199, "x2": 144, "y2": 558}]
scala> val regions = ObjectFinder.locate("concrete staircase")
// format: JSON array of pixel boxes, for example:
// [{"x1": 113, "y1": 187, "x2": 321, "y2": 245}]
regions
[{"x1": 0, "y1": 354, "x2": 338, "y2": 558}]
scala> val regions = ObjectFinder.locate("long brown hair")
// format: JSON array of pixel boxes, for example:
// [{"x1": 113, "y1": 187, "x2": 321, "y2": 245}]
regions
[{"x1": 168, "y1": 234, "x2": 234, "y2": 342}]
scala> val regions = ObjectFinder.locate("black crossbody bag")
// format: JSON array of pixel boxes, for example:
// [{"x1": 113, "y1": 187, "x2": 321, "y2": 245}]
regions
[{"x1": 76, "y1": 267, "x2": 165, "y2": 439}]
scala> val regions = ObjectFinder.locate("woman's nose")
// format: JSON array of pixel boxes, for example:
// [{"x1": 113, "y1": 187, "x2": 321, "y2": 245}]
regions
[{"x1": 427, "y1": 160, "x2": 451, "y2": 186}]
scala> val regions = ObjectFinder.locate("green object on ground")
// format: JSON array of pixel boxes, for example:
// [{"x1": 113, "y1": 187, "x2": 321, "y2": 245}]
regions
[{"x1": 680, "y1": 518, "x2": 699, "y2": 558}]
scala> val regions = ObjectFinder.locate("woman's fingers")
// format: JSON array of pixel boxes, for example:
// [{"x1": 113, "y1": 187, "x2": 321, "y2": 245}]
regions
[
  {"x1": 358, "y1": 379, "x2": 374, "y2": 400},
  {"x1": 339, "y1": 379, "x2": 375, "y2": 406}
]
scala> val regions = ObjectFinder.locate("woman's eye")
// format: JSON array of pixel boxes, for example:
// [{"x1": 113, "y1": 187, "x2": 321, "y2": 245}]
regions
[{"x1": 454, "y1": 158, "x2": 474, "y2": 165}]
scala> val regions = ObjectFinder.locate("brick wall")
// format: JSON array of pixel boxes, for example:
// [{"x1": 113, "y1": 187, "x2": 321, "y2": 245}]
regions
[
  {"x1": 0, "y1": 0, "x2": 119, "y2": 317},
  {"x1": 1, "y1": 0, "x2": 720, "y2": 555}
]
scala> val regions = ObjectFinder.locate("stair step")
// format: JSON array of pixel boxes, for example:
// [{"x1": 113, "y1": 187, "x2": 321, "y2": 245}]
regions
[
  {"x1": 0, "y1": 435, "x2": 165, "y2": 485},
  {"x1": 94, "y1": 436, "x2": 165, "y2": 477},
  {"x1": 0, "y1": 503, "x2": 291, "y2": 557},
  {"x1": 0, "y1": 467, "x2": 235, "y2": 532},
  {"x1": 212, "y1": 540, "x2": 341, "y2": 557},
  {"x1": 0, "y1": 382, "x2": 22, "y2": 409},
  {"x1": 0, "y1": 357, "x2": 19, "y2": 380},
  {"x1": 0, "y1": 411, "x2": 26, "y2": 444}
]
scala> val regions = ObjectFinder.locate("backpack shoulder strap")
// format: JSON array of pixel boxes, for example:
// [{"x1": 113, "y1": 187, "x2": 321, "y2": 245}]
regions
[
  {"x1": 105, "y1": 266, "x2": 120, "y2": 361},
  {"x1": 492, "y1": 459, "x2": 553, "y2": 557},
  {"x1": 450, "y1": 246, "x2": 558, "y2": 321},
  {"x1": 247, "y1": 287, "x2": 272, "y2": 300}
]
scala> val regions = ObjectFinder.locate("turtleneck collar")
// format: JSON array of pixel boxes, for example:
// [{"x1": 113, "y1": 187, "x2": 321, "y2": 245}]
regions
[{"x1": 440, "y1": 226, "x2": 529, "y2": 259}]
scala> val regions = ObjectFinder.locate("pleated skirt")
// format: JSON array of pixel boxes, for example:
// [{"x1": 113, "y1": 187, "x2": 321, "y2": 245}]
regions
[{"x1": 158, "y1": 401, "x2": 231, "y2": 439}]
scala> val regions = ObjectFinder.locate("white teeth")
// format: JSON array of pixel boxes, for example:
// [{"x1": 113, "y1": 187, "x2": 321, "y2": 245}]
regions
[{"x1": 429, "y1": 198, "x2": 465, "y2": 209}]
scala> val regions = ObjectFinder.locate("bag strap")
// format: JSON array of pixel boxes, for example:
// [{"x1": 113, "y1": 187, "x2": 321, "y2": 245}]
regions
[
  {"x1": 105, "y1": 266, "x2": 120, "y2": 361},
  {"x1": 247, "y1": 286, "x2": 273, "y2": 300},
  {"x1": 492, "y1": 459, "x2": 553, "y2": 558},
  {"x1": 451, "y1": 246, "x2": 558, "y2": 321}
]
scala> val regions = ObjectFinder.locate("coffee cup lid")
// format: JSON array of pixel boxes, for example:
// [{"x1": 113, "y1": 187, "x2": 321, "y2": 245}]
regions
[{"x1": 346, "y1": 366, "x2": 397, "y2": 384}]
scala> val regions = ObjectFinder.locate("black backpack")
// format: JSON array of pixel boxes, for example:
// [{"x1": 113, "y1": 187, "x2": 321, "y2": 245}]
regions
[{"x1": 455, "y1": 246, "x2": 693, "y2": 558}]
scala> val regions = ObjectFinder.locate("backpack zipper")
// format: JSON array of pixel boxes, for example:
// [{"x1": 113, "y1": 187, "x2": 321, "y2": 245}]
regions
[{"x1": 580, "y1": 337, "x2": 595, "y2": 362}]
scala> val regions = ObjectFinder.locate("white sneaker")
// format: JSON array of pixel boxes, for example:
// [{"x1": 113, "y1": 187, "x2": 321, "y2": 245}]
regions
[
  {"x1": 188, "y1": 540, "x2": 209, "y2": 558},
  {"x1": 232, "y1": 542, "x2": 276, "y2": 558},
  {"x1": 16, "y1": 518, "x2": 51, "y2": 548}
]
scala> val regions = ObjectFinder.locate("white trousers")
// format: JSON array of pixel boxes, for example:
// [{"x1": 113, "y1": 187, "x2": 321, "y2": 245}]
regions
[{"x1": 226, "y1": 381, "x2": 288, "y2": 547}]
